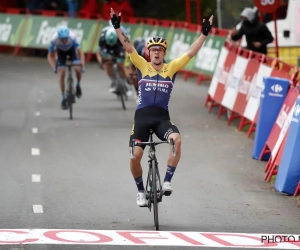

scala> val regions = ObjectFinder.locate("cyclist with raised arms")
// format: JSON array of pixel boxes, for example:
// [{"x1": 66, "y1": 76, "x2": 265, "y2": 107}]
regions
[
  {"x1": 47, "y1": 25, "x2": 85, "y2": 110},
  {"x1": 110, "y1": 8, "x2": 213, "y2": 207}
]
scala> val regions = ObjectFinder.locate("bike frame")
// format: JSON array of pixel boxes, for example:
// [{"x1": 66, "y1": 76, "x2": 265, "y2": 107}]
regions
[
  {"x1": 130, "y1": 129, "x2": 176, "y2": 230},
  {"x1": 110, "y1": 57, "x2": 128, "y2": 110},
  {"x1": 64, "y1": 60, "x2": 82, "y2": 120}
]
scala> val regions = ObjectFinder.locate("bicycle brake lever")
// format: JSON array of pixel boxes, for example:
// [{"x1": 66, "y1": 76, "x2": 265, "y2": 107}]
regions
[{"x1": 169, "y1": 138, "x2": 176, "y2": 156}]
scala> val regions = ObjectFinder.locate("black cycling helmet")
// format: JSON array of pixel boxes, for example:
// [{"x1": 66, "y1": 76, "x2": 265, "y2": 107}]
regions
[{"x1": 133, "y1": 37, "x2": 145, "y2": 49}]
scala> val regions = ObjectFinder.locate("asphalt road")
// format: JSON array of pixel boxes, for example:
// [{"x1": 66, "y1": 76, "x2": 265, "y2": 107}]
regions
[{"x1": 0, "y1": 53, "x2": 299, "y2": 250}]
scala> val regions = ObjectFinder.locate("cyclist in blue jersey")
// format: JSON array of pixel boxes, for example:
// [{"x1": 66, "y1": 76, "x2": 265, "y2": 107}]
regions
[
  {"x1": 47, "y1": 25, "x2": 85, "y2": 110},
  {"x1": 96, "y1": 21, "x2": 132, "y2": 96},
  {"x1": 110, "y1": 8, "x2": 213, "y2": 207}
]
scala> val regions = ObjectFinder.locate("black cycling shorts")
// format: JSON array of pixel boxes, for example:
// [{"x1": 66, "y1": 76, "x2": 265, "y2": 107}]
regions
[
  {"x1": 129, "y1": 106, "x2": 180, "y2": 150},
  {"x1": 56, "y1": 46, "x2": 80, "y2": 68}
]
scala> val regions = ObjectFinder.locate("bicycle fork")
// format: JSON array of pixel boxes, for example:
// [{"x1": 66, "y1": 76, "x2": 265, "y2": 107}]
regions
[{"x1": 146, "y1": 158, "x2": 162, "y2": 205}]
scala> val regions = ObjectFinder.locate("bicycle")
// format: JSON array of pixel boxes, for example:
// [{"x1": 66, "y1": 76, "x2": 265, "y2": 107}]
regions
[
  {"x1": 56, "y1": 58, "x2": 81, "y2": 120},
  {"x1": 111, "y1": 57, "x2": 128, "y2": 110},
  {"x1": 130, "y1": 129, "x2": 176, "y2": 230}
]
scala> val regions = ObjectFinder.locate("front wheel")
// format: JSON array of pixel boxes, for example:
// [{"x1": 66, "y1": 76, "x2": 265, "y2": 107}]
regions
[
  {"x1": 152, "y1": 160, "x2": 159, "y2": 230},
  {"x1": 67, "y1": 77, "x2": 73, "y2": 120},
  {"x1": 113, "y1": 64, "x2": 126, "y2": 110}
]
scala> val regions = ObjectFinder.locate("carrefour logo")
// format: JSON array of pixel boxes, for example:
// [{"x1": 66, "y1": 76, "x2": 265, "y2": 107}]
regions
[
  {"x1": 294, "y1": 104, "x2": 300, "y2": 117},
  {"x1": 292, "y1": 104, "x2": 300, "y2": 123},
  {"x1": 271, "y1": 84, "x2": 283, "y2": 93},
  {"x1": 268, "y1": 84, "x2": 284, "y2": 97}
]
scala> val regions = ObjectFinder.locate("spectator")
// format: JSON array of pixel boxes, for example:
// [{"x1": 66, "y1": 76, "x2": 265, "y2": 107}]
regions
[
  {"x1": 101, "y1": 0, "x2": 134, "y2": 20},
  {"x1": 231, "y1": 8, "x2": 274, "y2": 55},
  {"x1": 116, "y1": 0, "x2": 134, "y2": 18},
  {"x1": 66, "y1": 0, "x2": 78, "y2": 17},
  {"x1": 26, "y1": 0, "x2": 44, "y2": 11},
  {"x1": 80, "y1": 0, "x2": 100, "y2": 17},
  {"x1": 43, "y1": 0, "x2": 67, "y2": 11},
  {"x1": 101, "y1": 0, "x2": 119, "y2": 20}
]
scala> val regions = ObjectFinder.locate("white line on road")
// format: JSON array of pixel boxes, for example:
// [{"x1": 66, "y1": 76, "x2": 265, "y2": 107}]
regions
[
  {"x1": 31, "y1": 148, "x2": 40, "y2": 155},
  {"x1": 32, "y1": 128, "x2": 38, "y2": 134},
  {"x1": 35, "y1": 112, "x2": 40, "y2": 116},
  {"x1": 31, "y1": 174, "x2": 41, "y2": 182},
  {"x1": 32, "y1": 205, "x2": 43, "y2": 213}
]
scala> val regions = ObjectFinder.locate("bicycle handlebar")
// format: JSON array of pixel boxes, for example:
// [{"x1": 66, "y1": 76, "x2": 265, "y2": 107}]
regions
[{"x1": 130, "y1": 138, "x2": 176, "y2": 159}]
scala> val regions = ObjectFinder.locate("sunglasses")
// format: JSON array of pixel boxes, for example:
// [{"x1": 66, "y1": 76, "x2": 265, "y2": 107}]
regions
[
  {"x1": 60, "y1": 38, "x2": 68, "y2": 42},
  {"x1": 149, "y1": 46, "x2": 165, "y2": 53}
]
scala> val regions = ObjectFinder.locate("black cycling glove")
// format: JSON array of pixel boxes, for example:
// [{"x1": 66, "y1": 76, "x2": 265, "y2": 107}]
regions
[
  {"x1": 202, "y1": 18, "x2": 212, "y2": 36},
  {"x1": 111, "y1": 13, "x2": 121, "y2": 29}
]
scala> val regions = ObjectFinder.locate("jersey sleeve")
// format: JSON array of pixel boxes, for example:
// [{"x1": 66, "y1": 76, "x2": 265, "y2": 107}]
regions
[
  {"x1": 48, "y1": 41, "x2": 55, "y2": 53},
  {"x1": 168, "y1": 53, "x2": 191, "y2": 74},
  {"x1": 48, "y1": 33, "x2": 57, "y2": 53},
  {"x1": 70, "y1": 32, "x2": 80, "y2": 48},
  {"x1": 72, "y1": 37, "x2": 80, "y2": 48},
  {"x1": 128, "y1": 49, "x2": 148, "y2": 70}
]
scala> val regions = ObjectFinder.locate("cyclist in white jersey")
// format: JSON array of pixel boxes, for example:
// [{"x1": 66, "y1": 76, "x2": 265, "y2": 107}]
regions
[{"x1": 47, "y1": 25, "x2": 85, "y2": 110}]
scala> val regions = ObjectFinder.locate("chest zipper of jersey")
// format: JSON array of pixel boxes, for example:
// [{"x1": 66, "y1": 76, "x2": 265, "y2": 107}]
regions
[{"x1": 153, "y1": 73, "x2": 159, "y2": 105}]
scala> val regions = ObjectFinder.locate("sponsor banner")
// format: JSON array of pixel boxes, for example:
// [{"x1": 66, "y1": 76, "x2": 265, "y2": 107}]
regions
[
  {"x1": 207, "y1": 45, "x2": 229, "y2": 98},
  {"x1": 221, "y1": 53, "x2": 249, "y2": 110},
  {"x1": 19, "y1": 16, "x2": 98, "y2": 52},
  {"x1": 232, "y1": 58, "x2": 261, "y2": 116},
  {"x1": 274, "y1": 96, "x2": 300, "y2": 195},
  {"x1": 91, "y1": 21, "x2": 106, "y2": 54},
  {"x1": 193, "y1": 35, "x2": 226, "y2": 76},
  {"x1": 167, "y1": 27, "x2": 188, "y2": 62},
  {"x1": 252, "y1": 77, "x2": 290, "y2": 160},
  {"x1": 211, "y1": 46, "x2": 238, "y2": 104},
  {"x1": 0, "y1": 229, "x2": 300, "y2": 248},
  {"x1": 267, "y1": 88, "x2": 299, "y2": 158},
  {"x1": 20, "y1": 16, "x2": 64, "y2": 49},
  {"x1": 180, "y1": 29, "x2": 198, "y2": 71},
  {"x1": 243, "y1": 64, "x2": 273, "y2": 122},
  {"x1": 0, "y1": 14, "x2": 26, "y2": 46},
  {"x1": 0, "y1": 13, "x2": 226, "y2": 76}
]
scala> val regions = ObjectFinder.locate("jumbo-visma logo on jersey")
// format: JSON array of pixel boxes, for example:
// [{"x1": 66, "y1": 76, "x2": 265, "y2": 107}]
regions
[{"x1": 144, "y1": 81, "x2": 170, "y2": 94}]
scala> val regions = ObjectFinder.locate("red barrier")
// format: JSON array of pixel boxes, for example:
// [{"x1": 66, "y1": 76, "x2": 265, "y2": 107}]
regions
[
  {"x1": 265, "y1": 130, "x2": 288, "y2": 182},
  {"x1": 206, "y1": 40, "x2": 299, "y2": 140}
]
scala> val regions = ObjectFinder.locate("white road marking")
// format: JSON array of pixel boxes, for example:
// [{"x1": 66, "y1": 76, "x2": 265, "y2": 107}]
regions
[
  {"x1": 31, "y1": 148, "x2": 40, "y2": 156},
  {"x1": 32, "y1": 205, "x2": 43, "y2": 213},
  {"x1": 0, "y1": 230, "x2": 299, "y2": 248},
  {"x1": 32, "y1": 128, "x2": 38, "y2": 134},
  {"x1": 35, "y1": 112, "x2": 40, "y2": 116},
  {"x1": 31, "y1": 174, "x2": 41, "y2": 182}
]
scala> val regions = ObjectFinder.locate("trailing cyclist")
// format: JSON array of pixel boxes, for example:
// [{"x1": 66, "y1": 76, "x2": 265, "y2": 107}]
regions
[
  {"x1": 96, "y1": 22, "x2": 132, "y2": 96},
  {"x1": 110, "y1": 8, "x2": 213, "y2": 207},
  {"x1": 47, "y1": 25, "x2": 85, "y2": 110}
]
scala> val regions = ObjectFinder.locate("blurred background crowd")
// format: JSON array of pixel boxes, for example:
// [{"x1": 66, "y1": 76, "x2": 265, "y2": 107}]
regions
[{"x1": 0, "y1": 0, "x2": 288, "y2": 29}]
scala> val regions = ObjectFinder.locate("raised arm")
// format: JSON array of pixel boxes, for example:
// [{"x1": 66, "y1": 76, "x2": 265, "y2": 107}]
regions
[
  {"x1": 110, "y1": 8, "x2": 134, "y2": 53},
  {"x1": 186, "y1": 16, "x2": 213, "y2": 58}
]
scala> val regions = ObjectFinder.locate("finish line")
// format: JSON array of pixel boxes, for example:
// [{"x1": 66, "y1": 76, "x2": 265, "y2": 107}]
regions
[{"x1": 0, "y1": 229, "x2": 300, "y2": 248}]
